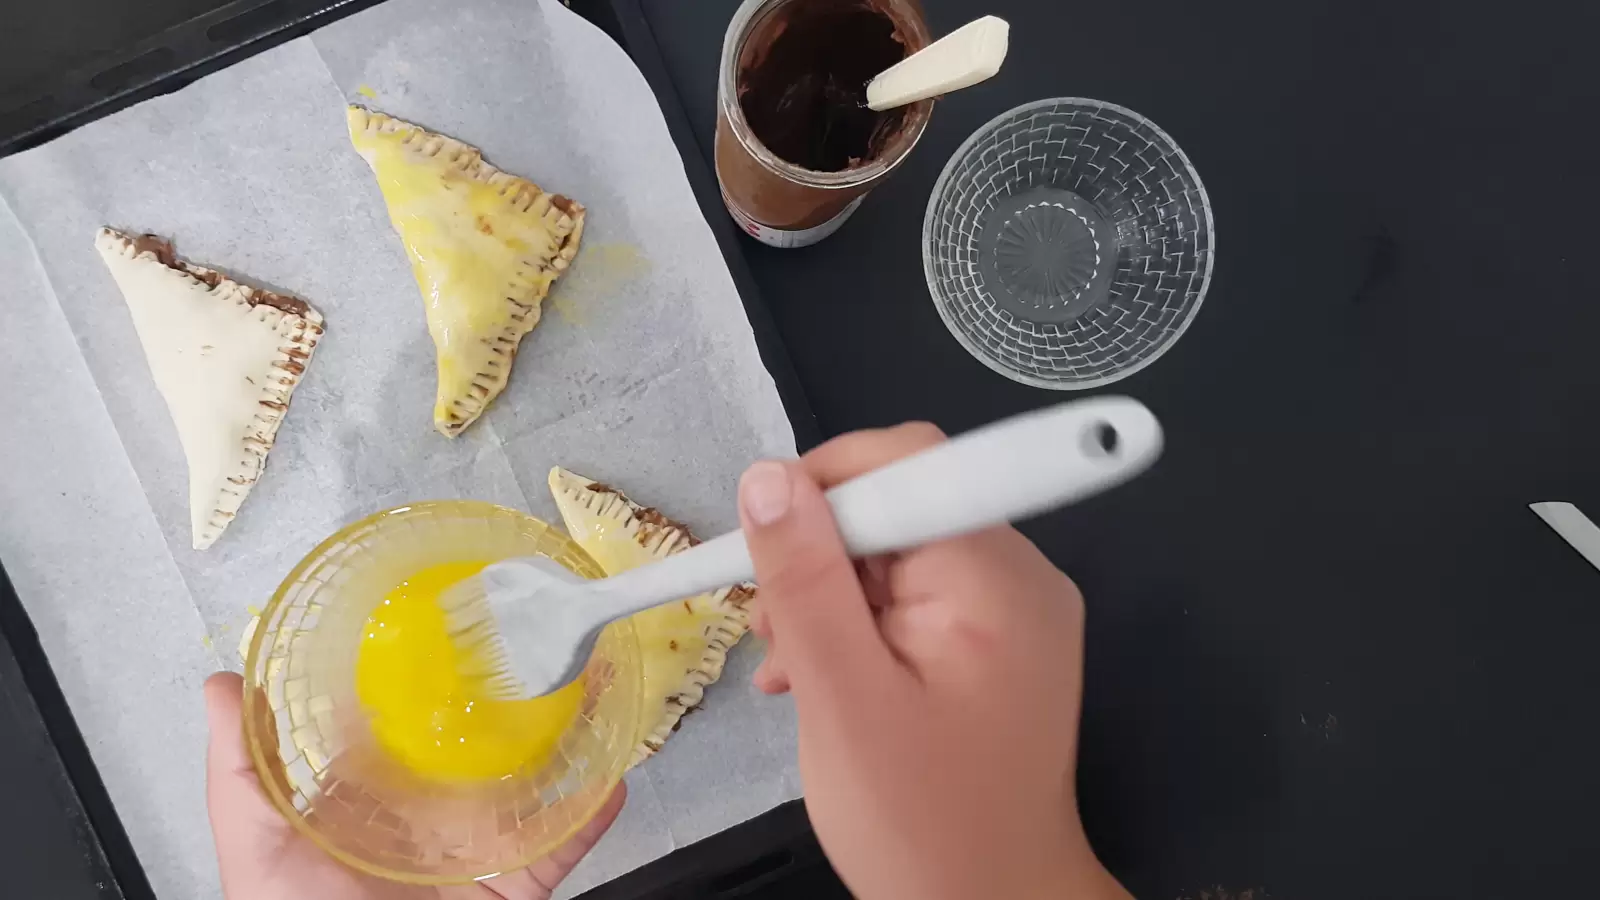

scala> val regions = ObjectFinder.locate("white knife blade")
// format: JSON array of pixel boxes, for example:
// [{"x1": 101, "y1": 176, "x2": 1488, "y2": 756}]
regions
[{"x1": 1530, "y1": 501, "x2": 1600, "y2": 574}]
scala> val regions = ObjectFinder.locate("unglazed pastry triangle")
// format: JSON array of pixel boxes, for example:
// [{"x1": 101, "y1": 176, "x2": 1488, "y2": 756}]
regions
[
  {"x1": 548, "y1": 467, "x2": 755, "y2": 766},
  {"x1": 94, "y1": 228, "x2": 323, "y2": 550},
  {"x1": 346, "y1": 107, "x2": 585, "y2": 437}
]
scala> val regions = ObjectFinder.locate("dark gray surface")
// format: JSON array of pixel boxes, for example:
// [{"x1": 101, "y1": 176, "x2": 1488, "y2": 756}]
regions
[
  {"x1": 639, "y1": 0, "x2": 1600, "y2": 896},
  {"x1": 0, "y1": 654, "x2": 113, "y2": 899},
  {"x1": 1, "y1": 571, "x2": 150, "y2": 900},
  {"x1": 0, "y1": 0, "x2": 392, "y2": 157},
  {"x1": 0, "y1": 0, "x2": 218, "y2": 88}
]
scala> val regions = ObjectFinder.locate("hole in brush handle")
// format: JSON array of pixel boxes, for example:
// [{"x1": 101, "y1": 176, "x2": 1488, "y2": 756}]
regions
[{"x1": 1087, "y1": 420, "x2": 1120, "y2": 456}]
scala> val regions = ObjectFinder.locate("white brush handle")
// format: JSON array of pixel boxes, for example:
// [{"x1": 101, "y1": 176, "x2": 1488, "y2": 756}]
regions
[
  {"x1": 590, "y1": 396, "x2": 1161, "y2": 615},
  {"x1": 865, "y1": 16, "x2": 1010, "y2": 112}
]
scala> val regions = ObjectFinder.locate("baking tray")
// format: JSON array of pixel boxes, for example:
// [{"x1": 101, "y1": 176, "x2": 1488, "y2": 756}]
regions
[
  {"x1": 0, "y1": 0, "x2": 384, "y2": 156},
  {"x1": 0, "y1": 0, "x2": 821, "y2": 455},
  {"x1": 0, "y1": 570, "x2": 155, "y2": 900},
  {"x1": 0, "y1": 0, "x2": 824, "y2": 896}
]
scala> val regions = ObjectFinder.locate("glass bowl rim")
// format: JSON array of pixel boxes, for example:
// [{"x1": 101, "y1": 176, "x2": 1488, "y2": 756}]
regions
[
  {"x1": 921, "y1": 96, "x2": 1217, "y2": 391},
  {"x1": 242, "y1": 500, "x2": 642, "y2": 884}
]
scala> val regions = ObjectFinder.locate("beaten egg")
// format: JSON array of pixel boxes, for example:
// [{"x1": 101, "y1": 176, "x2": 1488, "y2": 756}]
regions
[{"x1": 355, "y1": 560, "x2": 585, "y2": 783}]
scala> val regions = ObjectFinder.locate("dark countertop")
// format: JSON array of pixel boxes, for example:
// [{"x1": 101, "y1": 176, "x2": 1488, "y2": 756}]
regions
[
  {"x1": 636, "y1": 0, "x2": 1600, "y2": 896},
  {"x1": 0, "y1": 570, "x2": 152, "y2": 899}
]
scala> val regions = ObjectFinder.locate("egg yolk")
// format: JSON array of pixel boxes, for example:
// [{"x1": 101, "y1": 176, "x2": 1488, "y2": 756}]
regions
[{"x1": 355, "y1": 560, "x2": 586, "y2": 783}]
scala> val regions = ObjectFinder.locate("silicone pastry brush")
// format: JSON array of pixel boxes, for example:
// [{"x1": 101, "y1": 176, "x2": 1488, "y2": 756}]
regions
[{"x1": 443, "y1": 395, "x2": 1161, "y2": 699}]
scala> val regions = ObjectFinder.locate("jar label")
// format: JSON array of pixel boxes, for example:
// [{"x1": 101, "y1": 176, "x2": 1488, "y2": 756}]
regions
[{"x1": 720, "y1": 188, "x2": 865, "y2": 249}]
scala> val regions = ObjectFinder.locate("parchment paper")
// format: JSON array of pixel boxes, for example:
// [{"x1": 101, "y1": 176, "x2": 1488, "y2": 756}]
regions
[{"x1": 0, "y1": 0, "x2": 800, "y2": 895}]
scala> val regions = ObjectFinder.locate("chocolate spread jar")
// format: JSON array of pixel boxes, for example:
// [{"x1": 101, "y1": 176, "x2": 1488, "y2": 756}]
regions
[{"x1": 716, "y1": 0, "x2": 934, "y2": 248}]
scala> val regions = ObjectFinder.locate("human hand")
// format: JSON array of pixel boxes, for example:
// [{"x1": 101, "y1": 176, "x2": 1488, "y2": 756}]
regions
[
  {"x1": 203, "y1": 672, "x2": 623, "y2": 900},
  {"x1": 739, "y1": 424, "x2": 1133, "y2": 900}
]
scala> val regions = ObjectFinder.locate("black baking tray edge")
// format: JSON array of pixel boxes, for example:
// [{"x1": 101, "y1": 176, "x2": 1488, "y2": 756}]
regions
[
  {"x1": 0, "y1": 569, "x2": 156, "y2": 900},
  {"x1": 0, "y1": 0, "x2": 388, "y2": 157},
  {"x1": 0, "y1": 0, "x2": 823, "y2": 896}
]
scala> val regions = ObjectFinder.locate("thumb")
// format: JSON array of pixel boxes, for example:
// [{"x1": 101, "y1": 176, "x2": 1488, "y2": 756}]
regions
[
  {"x1": 204, "y1": 673, "x2": 253, "y2": 781},
  {"x1": 203, "y1": 672, "x2": 293, "y2": 855},
  {"x1": 738, "y1": 460, "x2": 894, "y2": 697}
]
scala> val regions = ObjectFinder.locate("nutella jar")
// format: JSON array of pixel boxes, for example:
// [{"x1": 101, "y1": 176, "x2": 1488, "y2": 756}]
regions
[{"x1": 716, "y1": 0, "x2": 934, "y2": 248}]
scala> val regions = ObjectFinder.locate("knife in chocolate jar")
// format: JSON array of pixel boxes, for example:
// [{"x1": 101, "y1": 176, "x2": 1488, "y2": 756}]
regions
[
  {"x1": 714, "y1": 2, "x2": 1009, "y2": 248},
  {"x1": 865, "y1": 16, "x2": 1010, "y2": 110}
]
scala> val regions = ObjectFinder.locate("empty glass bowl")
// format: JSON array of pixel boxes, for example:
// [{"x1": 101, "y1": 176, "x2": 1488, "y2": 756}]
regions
[
  {"x1": 923, "y1": 98, "x2": 1215, "y2": 389},
  {"x1": 242, "y1": 501, "x2": 641, "y2": 883}
]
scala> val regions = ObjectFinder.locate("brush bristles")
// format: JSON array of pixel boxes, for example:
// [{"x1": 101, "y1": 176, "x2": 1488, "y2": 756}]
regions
[{"x1": 440, "y1": 576, "x2": 526, "y2": 701}]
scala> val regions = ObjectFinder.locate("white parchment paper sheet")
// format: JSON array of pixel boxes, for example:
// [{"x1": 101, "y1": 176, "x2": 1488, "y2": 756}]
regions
[{"x1": 0, "y1": 0, "x2": 800, "y2": 896}]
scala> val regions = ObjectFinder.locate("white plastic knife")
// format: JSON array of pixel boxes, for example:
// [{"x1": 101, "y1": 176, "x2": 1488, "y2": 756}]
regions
[
  {"x1": 865, "y1": 16, "x2": 1010, "y2": 112},
  {"x1": 1530, "y1": 501, "x2": 1600, "y2": 574}
]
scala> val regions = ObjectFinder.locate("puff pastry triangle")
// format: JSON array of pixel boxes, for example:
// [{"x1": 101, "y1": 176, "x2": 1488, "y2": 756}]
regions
[
  {"x1": 548, "y1": 467, "x2": 754, "y2": 766},
  {"x1": 347, "y1": 107, "x2": 585, "y2": 437},
  {"x1": 94, "y1": 228, "x2": 323, "y2": 550}
]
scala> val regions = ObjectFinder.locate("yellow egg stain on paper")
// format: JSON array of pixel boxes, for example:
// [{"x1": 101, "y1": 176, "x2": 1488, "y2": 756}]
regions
[
  {"x1": 550, "y1": 242, "x2": 651, "y2": 326},
  {"x1": 356, "y1": 560, "x2": 586, "y2": 783},
  {"x1": 355, "y1": 84, "x2": 378, "y2": 99}
]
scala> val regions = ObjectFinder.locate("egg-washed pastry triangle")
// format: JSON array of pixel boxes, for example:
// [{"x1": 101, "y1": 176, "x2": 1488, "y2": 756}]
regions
[
  {"x1": 548, "y1": 467, "x2": 755, "y2": 767},
  {"x1": 346, "y1": 107, "x2": 585, "y2": 438},
  {"x1": 94, "y1": 228, "x2": 323, "y2": 550}
]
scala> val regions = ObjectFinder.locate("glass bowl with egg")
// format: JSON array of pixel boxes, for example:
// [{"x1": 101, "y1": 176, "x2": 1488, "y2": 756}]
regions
[{"x1": 242, "y1": 501, "x2": 641, "y2": 883}]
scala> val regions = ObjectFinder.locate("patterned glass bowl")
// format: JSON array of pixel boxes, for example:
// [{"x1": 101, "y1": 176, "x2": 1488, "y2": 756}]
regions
[
  {"x1": 923, "y1": 98, "x2": 1215, "y2": 389},
  {"x1": 242, "y1": 501, "x2": 641, "y2": 884}
]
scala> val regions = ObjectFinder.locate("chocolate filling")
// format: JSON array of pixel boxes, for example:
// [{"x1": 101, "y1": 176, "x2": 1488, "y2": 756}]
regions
[
  {"x1": 128, "y1": 233, "x2": 312, "y2": 318},
  {"x1": 582, "y1": 482, "x2": 757, "y2": 603},
  {"x1": 737, "y1": 0, "x2": 911, "y2": 173},
  {"x1": 584, "y1": 482, "x2": 694, "y2": 544}
]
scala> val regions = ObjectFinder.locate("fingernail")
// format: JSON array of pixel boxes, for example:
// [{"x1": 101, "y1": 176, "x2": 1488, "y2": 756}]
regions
[{"x1": 740, "y1": 460, "x2": 792, "y2": 526}]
